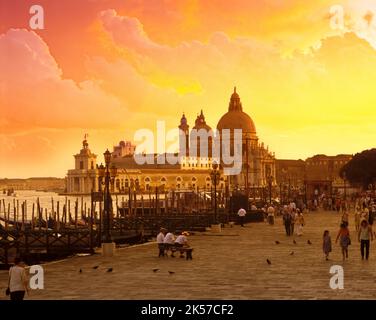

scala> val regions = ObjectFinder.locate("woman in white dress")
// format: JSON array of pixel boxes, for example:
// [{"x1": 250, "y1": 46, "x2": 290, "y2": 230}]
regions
[{"x1": 295, "y1": 211, "x2": 305, "y2": 236}]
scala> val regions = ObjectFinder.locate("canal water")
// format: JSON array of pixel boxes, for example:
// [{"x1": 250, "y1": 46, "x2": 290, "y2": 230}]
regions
[{"x1": 0, "y1": 190, "x2": 165, "y2": 221}]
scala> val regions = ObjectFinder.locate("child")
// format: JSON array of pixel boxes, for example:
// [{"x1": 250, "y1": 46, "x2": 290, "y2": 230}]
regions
[
  {"x1": 323, "y1": 230, "x2": 332, "y2": 261},
  {"x1": 336, "y1": 223, "x2": 351, "y2": 260}
]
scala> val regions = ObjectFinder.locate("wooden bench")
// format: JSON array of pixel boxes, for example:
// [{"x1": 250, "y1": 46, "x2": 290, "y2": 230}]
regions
[{"x1": 172, "y1": 246, "x2": 193, "y2": 260}]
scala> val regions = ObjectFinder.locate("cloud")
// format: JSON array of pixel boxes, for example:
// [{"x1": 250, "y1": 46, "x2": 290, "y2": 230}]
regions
[{"x1": 0, "y1": 28, "x2": 128, "y2": 133}]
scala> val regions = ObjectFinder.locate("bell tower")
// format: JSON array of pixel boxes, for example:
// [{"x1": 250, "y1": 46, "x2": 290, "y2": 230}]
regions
[
  {"x1": 74, "y1": 134, "x2": 97, "y2": 170},
  {"x1": 68, "y1": 134, "x2": 98, "y2": 194},
  {"x1": 178, "y1": 113, "x2": 189, "y2": 157}
]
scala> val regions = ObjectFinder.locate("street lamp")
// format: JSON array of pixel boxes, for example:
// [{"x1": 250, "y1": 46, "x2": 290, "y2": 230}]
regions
[
  {"x1": 267, "y1": 175, "x2": 273, "y2": 204},
  {"x1": 210, "y1": 162, "x2": 220, "y2": 223},
  {"x1": 98, "y1": 149, "x2": 117, "y2": 253},
  {"x1": 97, "y1": 163, "x2": 105, "y2": 191}
]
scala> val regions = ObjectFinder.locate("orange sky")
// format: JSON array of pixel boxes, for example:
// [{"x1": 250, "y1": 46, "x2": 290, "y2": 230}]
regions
[{"x1": 1, "y1": 0, "x2": 376, "y2": 178}]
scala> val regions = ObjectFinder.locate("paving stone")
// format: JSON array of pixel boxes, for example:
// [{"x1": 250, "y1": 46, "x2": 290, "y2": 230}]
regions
[{"x1": 0, "y1": 211, "x2": 375, "y2": 299}]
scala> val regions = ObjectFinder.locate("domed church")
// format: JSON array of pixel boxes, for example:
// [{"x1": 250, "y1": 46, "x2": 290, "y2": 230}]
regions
[
  {"x1": 217, "y1": 87, "x2": 276, "y2": 190},
  {"x1": 179, "y1": 87, "x2": 276, "y2": 191},
  {"x1": 67, "y1": 88, "x2": 276, "y2": 195}
]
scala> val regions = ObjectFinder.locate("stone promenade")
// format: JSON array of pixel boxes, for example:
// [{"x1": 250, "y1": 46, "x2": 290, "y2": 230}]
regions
[{"x1": 1, "y1": 211, "x2": 375, "y2": 300}]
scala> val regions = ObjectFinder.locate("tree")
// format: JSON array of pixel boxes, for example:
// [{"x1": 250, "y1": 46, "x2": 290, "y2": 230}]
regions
[{"x1": 340, "y1": 149, "x2": 376, "y2": 189}]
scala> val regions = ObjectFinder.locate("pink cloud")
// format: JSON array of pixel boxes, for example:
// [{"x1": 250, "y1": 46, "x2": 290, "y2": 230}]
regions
[{"x1": 0, "y1": 28, "x2": 128, "y2": 133}]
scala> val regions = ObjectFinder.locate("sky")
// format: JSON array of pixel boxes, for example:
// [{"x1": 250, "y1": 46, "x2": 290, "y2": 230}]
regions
[{"x1": 0, "y1": 0, "x2": 376, "y2": 178}]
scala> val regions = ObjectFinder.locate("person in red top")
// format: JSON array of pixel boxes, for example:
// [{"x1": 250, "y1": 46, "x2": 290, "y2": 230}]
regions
[{"x1": 335, "y1": 223, "x2": 351, "y2": 260}]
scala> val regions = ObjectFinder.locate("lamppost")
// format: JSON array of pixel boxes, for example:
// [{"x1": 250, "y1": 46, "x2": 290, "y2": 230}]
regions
[
  {"x1": 97, "y1": 149, "x2": 117, "y2": 255},
  {"x1": 267, "y1": 175, "x2": 273, "y2": 204},
  {"x1": 97, "y1": 163, "x2": 105, "y2": 192},
  {"x1": 343, "y1": 171, "x2": 347, "y2": 201},
  {"x1": 210, "y1": 162, "x2": 220, "y2": 224}
]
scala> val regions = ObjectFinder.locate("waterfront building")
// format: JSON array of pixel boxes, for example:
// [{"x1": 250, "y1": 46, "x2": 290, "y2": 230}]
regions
[{"x1": 65, "y1": 88, "x2": 352, "y2": 197}]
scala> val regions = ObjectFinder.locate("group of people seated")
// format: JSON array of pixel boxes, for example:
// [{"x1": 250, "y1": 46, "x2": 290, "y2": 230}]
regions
[{"x1": 156, "y1": 228, "x2": 190, "y2": 258}]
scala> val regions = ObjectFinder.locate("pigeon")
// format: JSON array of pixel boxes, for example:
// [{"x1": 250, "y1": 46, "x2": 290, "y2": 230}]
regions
[
  {"x1": 307, "y1": 240, "x2": 312, "y2": 245},
  {"x1": 93, "y1": 266, "x2": 99, "y2": 270},
  {"x1": 293, "y1": 239, "x2": 297, "y2": 244},
  {"x1": 275, "y1": 241, "x2": 280, "y2": 245},
  {"x1": 266, "y1": 259, "x2": 271, "y2": 265},
  {"x1": 79, "y1": 269, "x2": 83, "y2": 273},
  {"x1": 106, "y1": 268, "x2": 113, "y2": 273},
  {"x1": 290, "y1": 251, "x2": 294, "y2": 255},
  {"x1": 168, "y1": 271, "x2": 175, "y2": 275},
  {"x1": 153, "y1": 268, "x2": 159, "y2": 273}
]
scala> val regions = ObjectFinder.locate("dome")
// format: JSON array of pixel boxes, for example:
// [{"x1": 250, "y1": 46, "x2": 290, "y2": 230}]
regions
[
  {"x1": 216, "y1": 87, "x2": 256, "y2": 134},
  {"x1": 217, "y1": 111, "x2": 256, "y2": 133}
]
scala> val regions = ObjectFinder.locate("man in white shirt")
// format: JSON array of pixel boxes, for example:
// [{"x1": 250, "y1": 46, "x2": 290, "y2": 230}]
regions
[
  {"x1": 163, "y1": 231, "x2": 176, "y2": 257},
  {"x1": 174, "y1": 231, "x2": 189, "y2": 258},
  {"x1": 8, "y1": 258, "x2": 28, "y2": 300},
  {"x1": 238, "y1": 208, "x2": 246, "y2": 227},
  {"x1": 157, "y1": 227, "x2": 166, "y2": 257}
]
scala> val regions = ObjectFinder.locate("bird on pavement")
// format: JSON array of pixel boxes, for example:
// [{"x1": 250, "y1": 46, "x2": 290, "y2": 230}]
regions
[
  {"x1": 79, "y1": 269, "x2": 82, "y2": 273},
  {"x1": 293, "y1": 239, "x2": 297, "y2": 244},
  {"x1": 93, "y1": 266, "x2": 99, "y2": 270},
  {"x1": 168, "y1": 271, "x2": 175, "y2": 275},
  {"x1": 106, "y1": 268, "x2": 113, "y2": 273},
  {"x1": 153, "y1": 268, "x2": 159, "y2": 273},
  {"x1": 307, "y1": 240, "x2": 312, "y2": 245},
  {"x1": 290, "y1": 251, "x2": 294, "y2": 255},
  {"x1": 275, "y1": 241, "x2": 280, "y2": 245},
  {"x1": 266, "y1": 259, "x2": 272, "y2": 265}
]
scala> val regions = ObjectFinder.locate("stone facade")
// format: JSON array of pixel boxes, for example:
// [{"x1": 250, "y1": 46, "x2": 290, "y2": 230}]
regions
[{"x1": 66, "y1": 89, "x2": 353, "y2": 196}]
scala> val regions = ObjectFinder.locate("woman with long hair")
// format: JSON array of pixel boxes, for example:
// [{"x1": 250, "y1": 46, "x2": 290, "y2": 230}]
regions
[{"x1": 336, "y1": 222, "x2": 351, "y2": 261}]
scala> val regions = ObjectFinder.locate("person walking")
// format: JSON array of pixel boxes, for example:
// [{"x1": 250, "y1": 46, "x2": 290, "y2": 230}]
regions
[
  {"x1": 290, "y1": 209, "x2": 296, "y2": 235},
  {"x1": 341, "y1": 210, "x2": 349, "y2": 228},
  {"x1": 369, "y1": 204, "x2": 375, "y2": 226},
  {"x1": 295, "y1": 211, "x2": 304, "y2": 236},
  {"x1": 237, "y1": 207, "x2": 246, "y2": 227},
  {"x1": 358, "y1": 220, "x2": 374, "y2": 260},
  {"x1": 282, "y1": 209, "x2": 292, "y2": 236},
  {"x1": 156, "y1": 227, "x2": 166, "y2": 257},
  {"x1": 7, "y1": 258, "x2": 28, "y2": 301},
  {"x1": 336, "y1": 223, "x2": 351, "y2": 261},
  {"x1": 267, "y1": 205, "x2": 275, "y2": 225},
  {"x1": 322, "y1": 230, "x2": 332, "y2": 260},
  {"x1": 354, "y1": 207, "x2": 361, "y2": 232}
]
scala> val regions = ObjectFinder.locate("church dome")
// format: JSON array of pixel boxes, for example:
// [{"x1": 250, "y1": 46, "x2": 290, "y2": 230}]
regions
[{"x1": 217, "y1": 87, "x2": 256, "y2": 134}]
